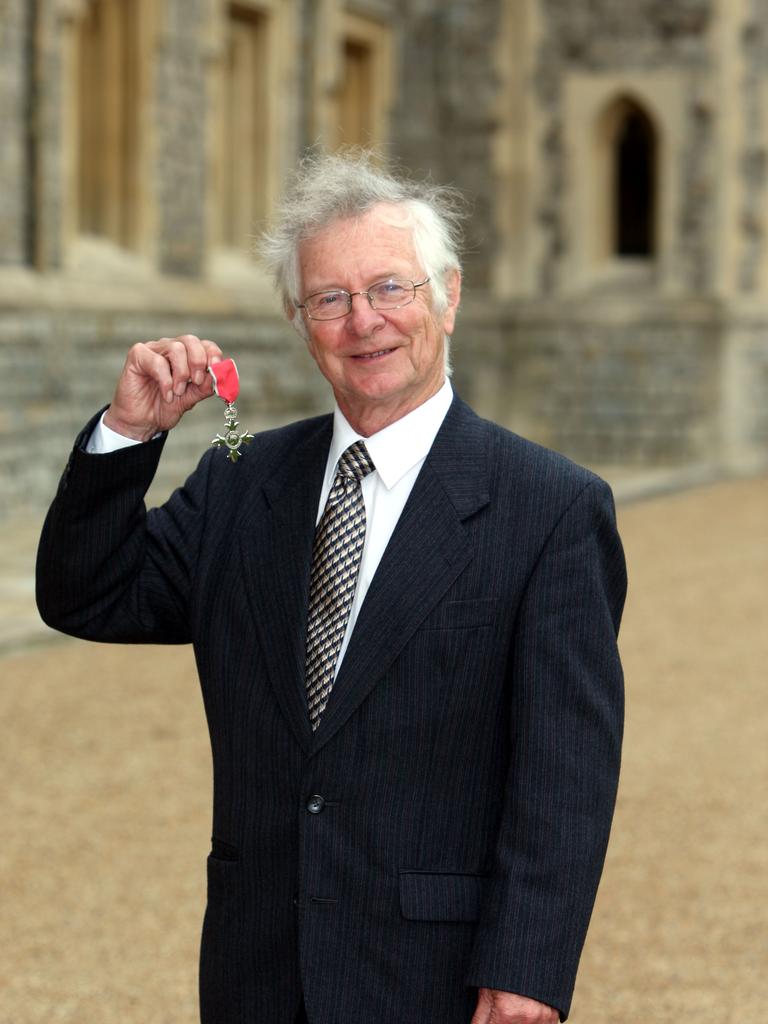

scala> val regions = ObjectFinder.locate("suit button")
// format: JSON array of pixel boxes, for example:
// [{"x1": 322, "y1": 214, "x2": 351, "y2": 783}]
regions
[{"x1": 306, "y1": 794, "x2": 325, "y2": 814}]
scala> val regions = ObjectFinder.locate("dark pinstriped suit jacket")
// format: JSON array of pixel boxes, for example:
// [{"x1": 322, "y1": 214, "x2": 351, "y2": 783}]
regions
[{"x1": 37, "y1": 394, "x2": 626, "y2": 1024}]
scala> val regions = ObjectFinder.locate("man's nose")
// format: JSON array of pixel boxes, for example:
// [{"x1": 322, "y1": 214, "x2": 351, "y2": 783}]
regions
[{"x1": 346, "y1": 292, "x2": 385, "y2": 333}]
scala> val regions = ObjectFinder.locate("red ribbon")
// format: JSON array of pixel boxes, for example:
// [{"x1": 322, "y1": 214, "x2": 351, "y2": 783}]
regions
[{"x1": 208, "y1": 358, "x2": 240, "y2": 404}]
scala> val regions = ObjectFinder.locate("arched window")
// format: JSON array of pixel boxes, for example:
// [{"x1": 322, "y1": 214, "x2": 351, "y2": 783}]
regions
[
  {"x1": 615, "y1": 105, "x2": 656, "y2": 256},
  {"x1": 598, "y1": 96, "x2": 659, "y2": 260}
]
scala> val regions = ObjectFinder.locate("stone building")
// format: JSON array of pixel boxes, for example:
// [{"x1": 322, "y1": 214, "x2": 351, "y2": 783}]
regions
[{"x1": 1, "y1": 0, "x2": 766, "y2": 516}]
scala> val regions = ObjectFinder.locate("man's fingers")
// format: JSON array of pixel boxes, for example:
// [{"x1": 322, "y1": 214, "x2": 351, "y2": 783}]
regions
[
  {"x1": 201, "y1": 337, "x2": 224, "y2": 368},
  {"x1": 137, "y1": 335, "x2": 222, "y2": 400},
  {"x1": 172, "y1": 333, "x2": 216, "y2": 388},
  {"x1": 470, "y1": 988, "x2": 492, "y2": 1024},
  {"x1": 190, "y1": 339, "x2": 223, "y2": 395},
  {"x1": 111, "y1": 334, "x2": 225, "y2": 437},
  {"x1": 158, "y1": 337, "x2": 196, "y2": 399},
  {"x1": 128, "y1": 342, "x2": 176, "y2": 403},
  {"x1": 472, "y1": 989, "x2": 558, "y2": 1024}
]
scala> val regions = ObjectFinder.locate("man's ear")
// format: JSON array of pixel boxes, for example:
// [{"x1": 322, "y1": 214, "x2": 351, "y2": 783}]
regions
[
  {"x1": 441, "y1": 269, "x2": 462, "y2": 336},
  {"x1": 288, "y1": 303, "x2": 314, "y2": 346},
  {"x1": 286, "y1": 301, "x2": 307, "y2": 341}
]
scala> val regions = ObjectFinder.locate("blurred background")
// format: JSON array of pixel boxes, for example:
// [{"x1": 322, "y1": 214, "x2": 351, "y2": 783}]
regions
[
  {"x1": 2, "y1": 0, "x2": 768, "y2": 508},
  {"x1": 1, "y1": 0, "x2": 766, "y2": 1021}
]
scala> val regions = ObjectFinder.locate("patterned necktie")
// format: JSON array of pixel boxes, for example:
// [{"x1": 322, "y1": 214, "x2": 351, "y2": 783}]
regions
[{"x1": 305, "y1": 440, "x2": 376, "y2": 730}]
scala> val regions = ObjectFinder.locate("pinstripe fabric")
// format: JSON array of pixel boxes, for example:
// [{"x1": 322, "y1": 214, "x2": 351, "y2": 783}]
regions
[
  {"x1": 305, "y1": 441, "x2": 374, "y2": 730},
  {"x1": 37, "y1": 395, "x2": 626, "y2": 1024}
]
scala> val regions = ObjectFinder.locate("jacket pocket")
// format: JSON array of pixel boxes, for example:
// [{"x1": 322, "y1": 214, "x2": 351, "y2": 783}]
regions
[{"x1": 399, "y1": 870, "x2": 486, "y2": 922}]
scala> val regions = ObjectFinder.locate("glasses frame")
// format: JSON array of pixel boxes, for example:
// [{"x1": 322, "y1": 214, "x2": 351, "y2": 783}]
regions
[{"x1": 297, "y1": 277, "x2": 431, "y2": 321}]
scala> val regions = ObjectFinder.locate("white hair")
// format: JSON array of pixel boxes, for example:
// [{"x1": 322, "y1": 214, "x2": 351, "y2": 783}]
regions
[{"x1": 258, "y1": 150, "x2": 465, "y2": 348}]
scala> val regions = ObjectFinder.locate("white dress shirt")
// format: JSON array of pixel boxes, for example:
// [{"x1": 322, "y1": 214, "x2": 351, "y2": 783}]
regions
[
  {"x1": 86, "y1": 413, "x2": 155, "y2": 452},
  {"x1": 86, "y1": 379, "x2": 454, "y2": 673},
  {"x1": 317, "y1": 379, "x2": 453, "y2": 671}
]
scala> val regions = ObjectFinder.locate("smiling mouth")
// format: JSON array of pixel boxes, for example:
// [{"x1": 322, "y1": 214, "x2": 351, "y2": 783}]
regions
[{"x1": 352, "y1": 348, "x2": 394, "y2": 361}]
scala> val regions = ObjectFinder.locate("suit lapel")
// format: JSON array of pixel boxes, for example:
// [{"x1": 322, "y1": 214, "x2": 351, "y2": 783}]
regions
[
  {"x1": 311, "y1": 397, "x2": 490, "y2": 753},
  {"x1": 238, "y1": 417, "x2": 332, "y2": 753}
]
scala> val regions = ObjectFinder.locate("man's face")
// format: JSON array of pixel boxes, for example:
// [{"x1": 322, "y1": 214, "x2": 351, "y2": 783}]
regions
[{"x1": 295, "y1": 205, "x2": 460, "y2": 434}]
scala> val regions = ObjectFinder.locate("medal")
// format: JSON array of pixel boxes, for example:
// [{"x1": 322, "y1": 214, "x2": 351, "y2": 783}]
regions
[{"x1": 208, "y1": 358, "x2": 254, "y2": 462}]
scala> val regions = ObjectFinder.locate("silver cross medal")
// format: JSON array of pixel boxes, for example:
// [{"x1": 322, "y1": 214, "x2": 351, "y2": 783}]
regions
[{"x1": 208, "y1": 358, "x2": 254, "y2": 463}]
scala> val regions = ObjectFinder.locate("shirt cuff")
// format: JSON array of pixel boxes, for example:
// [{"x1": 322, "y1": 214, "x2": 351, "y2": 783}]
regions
[{"x1": 85, "y1": 411, "x2": 150, "y2": 454}]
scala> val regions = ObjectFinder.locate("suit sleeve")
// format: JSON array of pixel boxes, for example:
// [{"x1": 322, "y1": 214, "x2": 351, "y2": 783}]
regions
[
  {"x1": 466, "y1": 478, "x2": 627, "y2": 1021},
  {"x1": 36, "y1": 411, "x2": 213, "y2": 645}
]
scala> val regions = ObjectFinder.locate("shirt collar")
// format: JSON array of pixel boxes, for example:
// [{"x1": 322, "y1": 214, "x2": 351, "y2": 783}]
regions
[{"x1": 329, "y1": 379, "x2": 454, "y2": 490}]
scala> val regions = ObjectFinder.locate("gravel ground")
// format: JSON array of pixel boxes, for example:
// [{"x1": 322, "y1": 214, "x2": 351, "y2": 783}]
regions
[{"x1": 1, "y1": 477, "x2": 766, "y2": 1023}]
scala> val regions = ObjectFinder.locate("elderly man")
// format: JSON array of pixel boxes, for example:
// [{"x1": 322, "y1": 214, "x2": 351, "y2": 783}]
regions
[{"x1": 37, "y1": 152, "x2": 626, "y2": 1024}]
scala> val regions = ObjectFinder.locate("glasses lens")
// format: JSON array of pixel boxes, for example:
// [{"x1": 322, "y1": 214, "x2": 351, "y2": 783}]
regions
[
  {"x1": 306, "y1": 291, "x2": 349, "y2": 320},
  {"x1": 369, "y1": 278, "x2": 414, "y2": 309}
]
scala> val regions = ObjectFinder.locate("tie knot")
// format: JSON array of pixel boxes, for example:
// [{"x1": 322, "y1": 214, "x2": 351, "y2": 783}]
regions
[{"x1": 338, "y1": 440, "x2": 375, "y2": 482}]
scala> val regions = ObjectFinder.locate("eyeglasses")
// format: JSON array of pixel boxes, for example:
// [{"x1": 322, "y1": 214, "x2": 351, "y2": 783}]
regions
[{"x1": 297, "y1": 276, "x2": 430, "y2": 321}]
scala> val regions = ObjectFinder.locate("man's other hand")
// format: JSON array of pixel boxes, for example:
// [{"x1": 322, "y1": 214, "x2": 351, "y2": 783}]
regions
[
  {"x1": 471, "y1": 987, "x2": 559, "y2": 1024},
  {"x1": 103, "y1": 335, "x2": 224, "y2": 441}
]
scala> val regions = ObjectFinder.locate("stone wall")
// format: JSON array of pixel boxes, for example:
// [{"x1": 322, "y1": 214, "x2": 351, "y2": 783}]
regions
[
  {"x1": 1, "y1": 0, "x2": 768, "y2": 526},
  {"x1": 721, "y1": 315, "x2": 768, "y2": 472},
  {"x1": 494, "y1": 303, "x2": 721, "y2": 466},
  {"x1": 0, "y1": 305, "x2": 328, "y2": 517},
  {"x1": 155, "y1": 0, "x2": 209, "y2": 277},
  {"x1": 35, "y1": 0, "x2": 66, "y2": 272},
  {"x1": 3, "y1": 291, "x2": 765, "y2": 521},
  {"x1": 535, "y1": 0, "x2": 716, "y2": 293},
  {"x1": 393, "y1": 0, "x2": 502, "y2": 290},
  {"x1": 0, "y1": 0, "x2": 30, "y2": 267},
  {"x1": 738, "y1": 0, "x2": 768, "y2": 293}
]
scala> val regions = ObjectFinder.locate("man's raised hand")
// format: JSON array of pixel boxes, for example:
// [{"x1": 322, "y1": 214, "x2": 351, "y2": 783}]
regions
[{"x1": 103, "y1": 335, "x2": 224, "y2": 441}]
